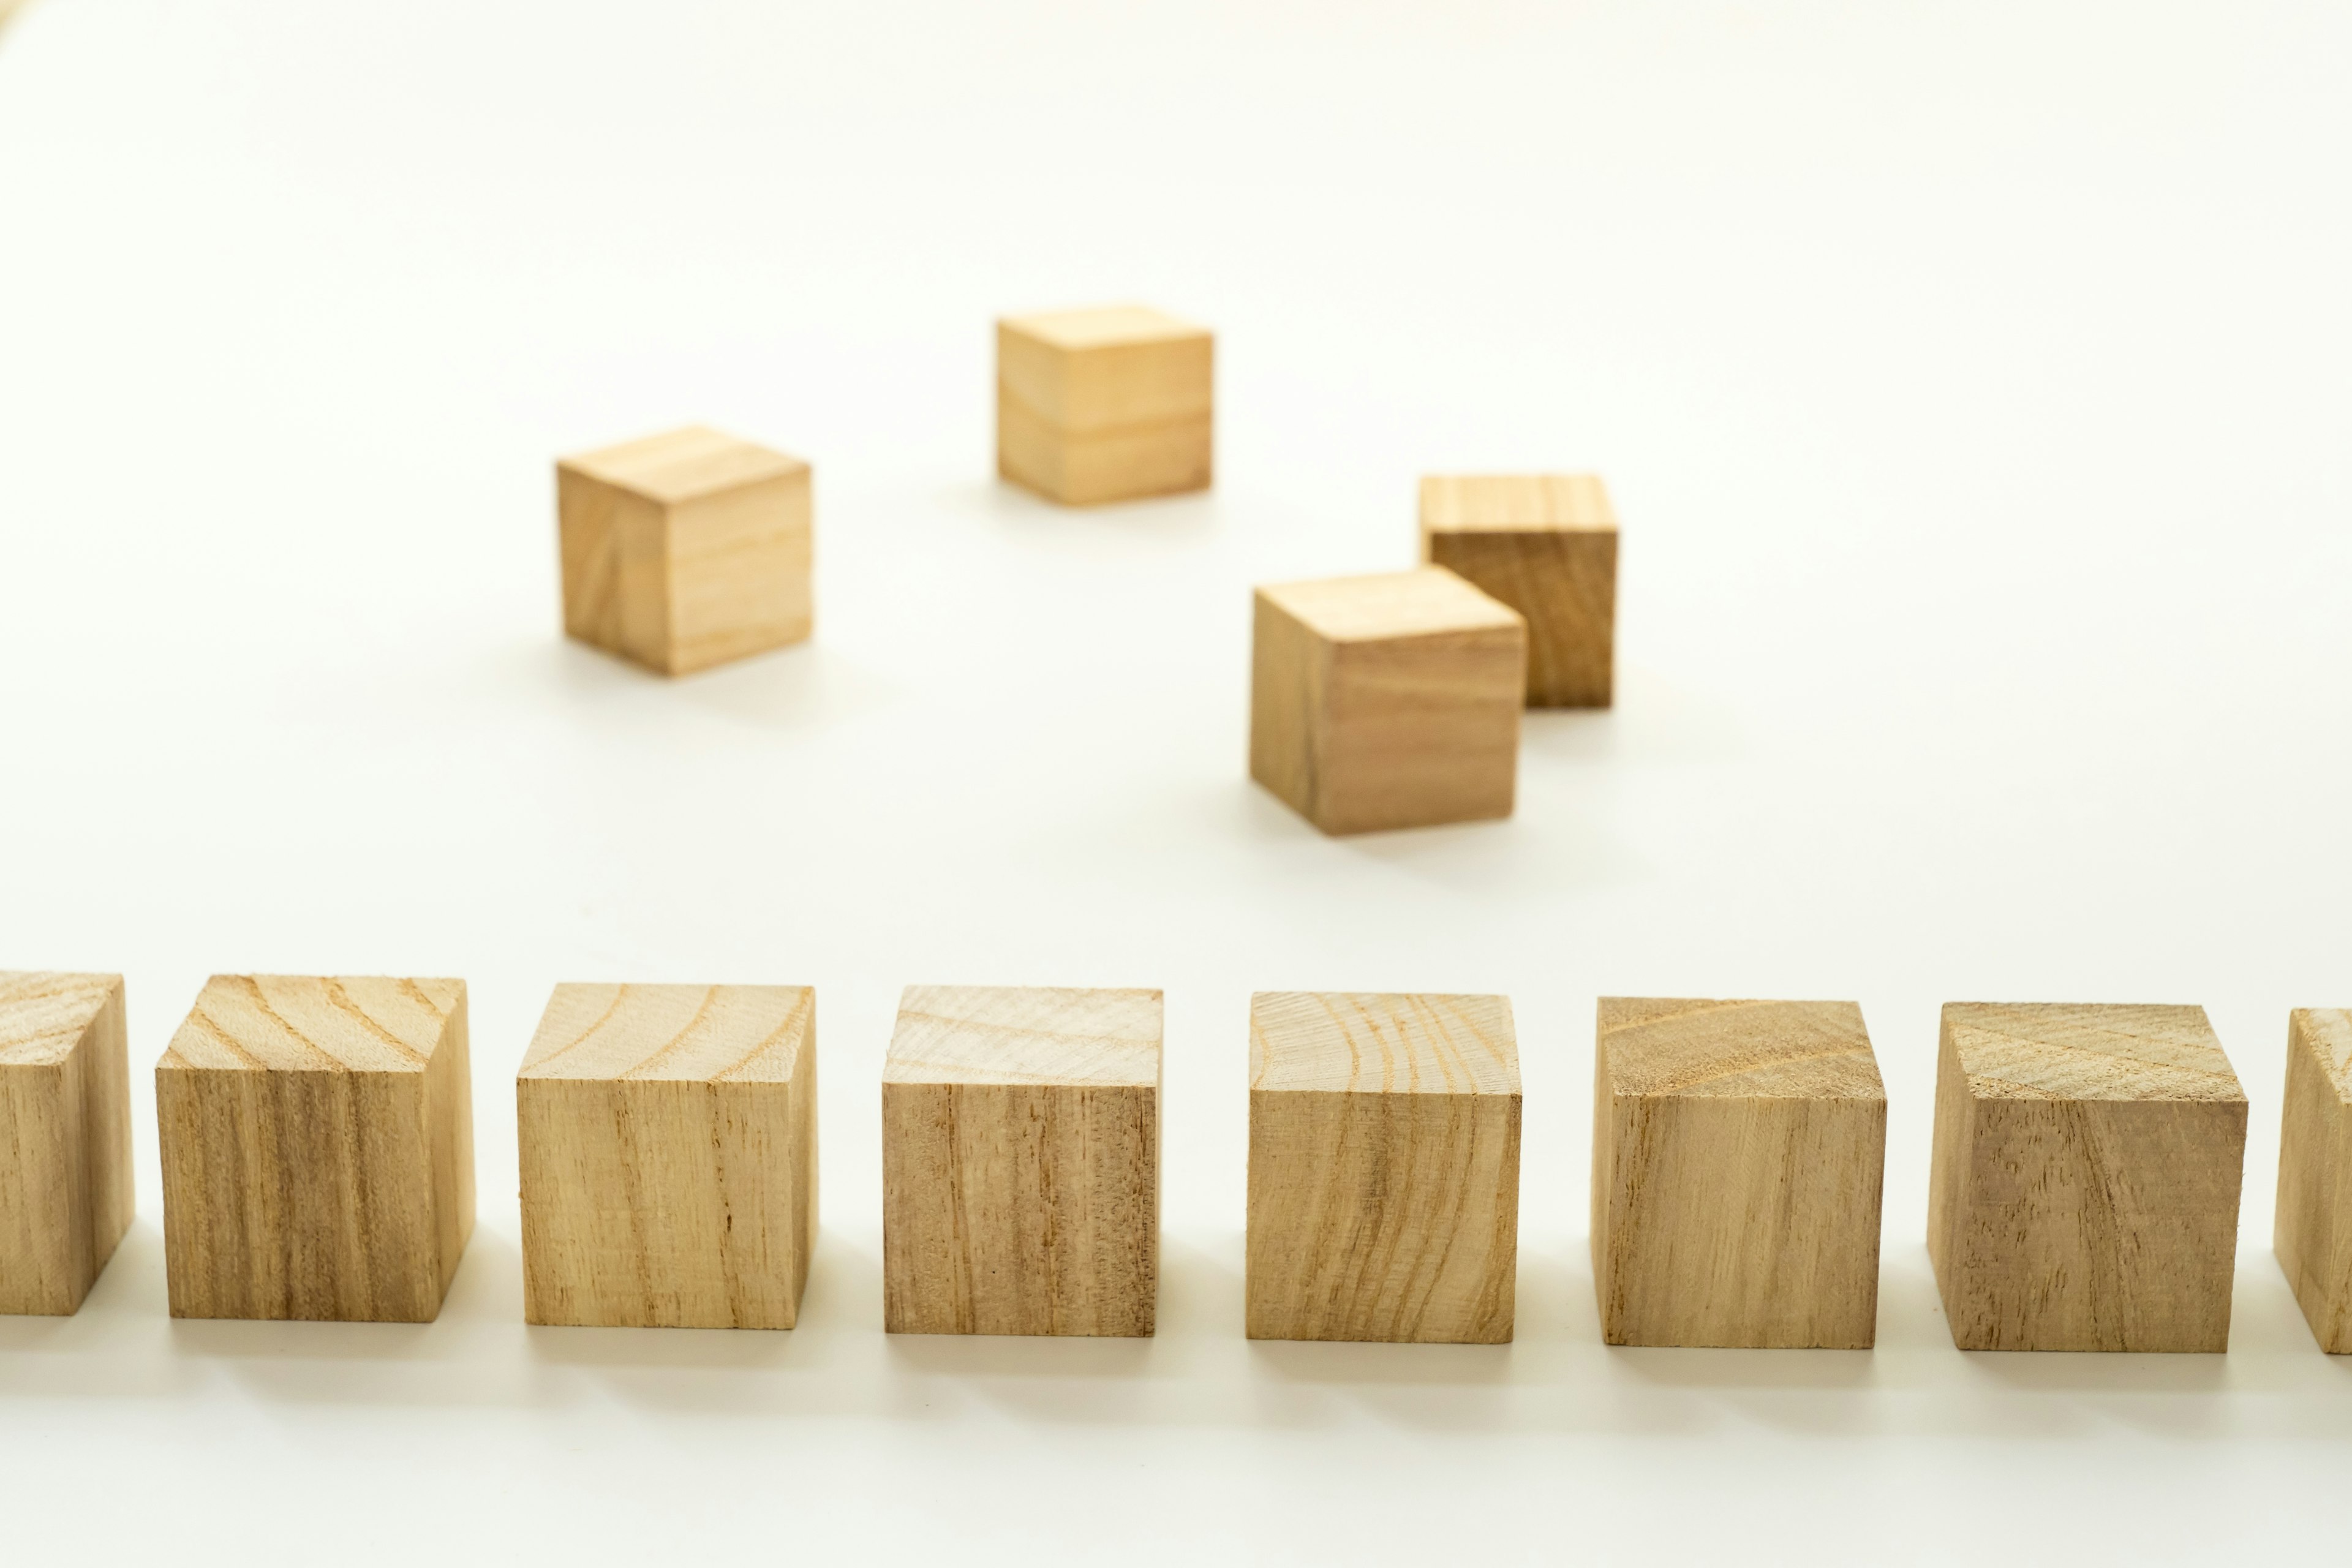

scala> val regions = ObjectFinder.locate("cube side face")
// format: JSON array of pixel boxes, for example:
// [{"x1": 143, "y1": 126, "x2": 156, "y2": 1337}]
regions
[
  {"x1": 2275, "y1": 1012, "x2": 2352, "y2": 1352},
  {"x1": 997, "y1": 324, "x2": 1213, "y2": 505},
  {"x1": 424, "y1": 993, "x2": 475, "y2": 1299},
  {"x1": 1424, "y1": 528, "x2": 1616, "y2": 708},
  {"x1": 557, "y1": 467, "x2": 672, "y2": 672},
  {"x1": 1061, "y1": 334, "x2": 1212, "y2": 434},
  {"x1": 1316, "y1": 628, "x2": 1523, "y2": 834},
  {"x1": 663, "y1": 470, "x2": 814, "y2": 676},
  {"x1": 1248, "y1": 593, "x2": 1332, "y2": 827},
  {"x1": 0, "y1": 1064, "x2": 83, "y2": 1314}
]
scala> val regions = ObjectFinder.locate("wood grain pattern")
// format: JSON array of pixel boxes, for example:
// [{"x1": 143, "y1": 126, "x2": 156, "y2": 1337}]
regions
[
  {"x1": 1591, "y1": 998, "x2": 1885, "y2": 1348},
  {"x1": 997, "y1": 306, "x2": 1212, "y2": 505},
  {"x1": 156, "y1": 975, "x2": 475, "y2": 1322},
  {"x1": 1246, "y1": 992, "x2": 1520, "y2": 1343},
  {"x1": 2275, "y1": 1008, "x2": 2352, "y2": 1352},
  {"x1": 557, "y1": 424, "x2": 813, "y2": 676},
  {"x1": 518, "y1": 983, "x2": 817, "y2": 1330},
  {"x1": 0, "y1": 972, "x2": 133, "y2": 1315},
  {"x1": 883, "y1": 986, "x2": 1160, "y2": 1336},
  {"x1": 1249, "y1": 567, "x2": 1526, "y2": 835},
  {"x1": 1927, "y1": 1002, "x2": 2247, "y2": 1352},
  {"x1": 1420, "y1": 474, "x2": 1618, "y2": 708}
]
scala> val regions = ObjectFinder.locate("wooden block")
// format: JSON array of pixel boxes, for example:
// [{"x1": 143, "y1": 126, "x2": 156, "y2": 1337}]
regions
[
  {"x1": 2274, "y1": 1008, "x2": 2352, "y2": 1351},
  {"x1": 0, "y1": 972, "x2": 133, "y2": 1316},
  {"x1": 518, "y1": 983, "x2": 817, "y2": 1330},
  {"x1": 1420, "y1": 474, "x2": 1618, "y2": 708},
  {"x1": 883, "y1": 986, "x2": 1159, "y2": 1336},
  {"x1": 557, "y1": 425, "x2": 813, "y2": 676},
  {"x1": 1246, "y1": 991, "x2": 1521, "y2": 1343},
  {"x1": 1250, "y1": 567, "x2": 1526, "y2": 835},
  {"x1": 156, "y1": 975, "x2": 475, "y2": 1322},
  {"x1": 1927, "y1": 1002, "x2": 2247, "y2": 1352},
  {"x1": 1591, "y1": 998, "x2": 1886, "y2": 1349},
  {"x1": 997, "y1": 306, "x2": 1212, "y2": 505}
]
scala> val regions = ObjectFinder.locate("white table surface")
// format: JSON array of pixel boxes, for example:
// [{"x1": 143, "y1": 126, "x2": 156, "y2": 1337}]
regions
[{"x1": 3, "y1": 1, "x2": 2350, "y2": 1561}]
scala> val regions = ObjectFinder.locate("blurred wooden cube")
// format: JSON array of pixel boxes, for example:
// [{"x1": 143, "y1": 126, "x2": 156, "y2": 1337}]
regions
[
  {"x1": 1928, "y1": 1002, "x2": 2246, "y2": 1352},
  {"x1": 1247, "y1": 991, "x2": 1521, "y2": 1343},
  {"x1": 557, "y1": 425, "x2": 813, "y2": 676},
  {"x1": 1420, "y1": 474, "x2": 1618, "y2": 707},
  {"x1": 156, "y1": 975, "x2": 475, "y2": 1322},
  {"x1": 1250, "y1": 567, "x2": 1525, "y2": 834},
  {"x1": 1592, "y1": 998, "x2": 1885, "y2": 1348},
  {"x1": 997, "y1": 305, "x2": 1212, "y2": 505},
  {"x1": 2275, "y1": 1008, "x2": 2352, "y2": 1351},
  {"x1": 0, "y1": 972, "x2": 133, "y2": 1316}
]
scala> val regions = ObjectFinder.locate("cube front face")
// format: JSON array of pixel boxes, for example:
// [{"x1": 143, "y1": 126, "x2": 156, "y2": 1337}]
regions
[
  {"x1": 1420, "y1": 475, "x2": 1619, "y2": 710},
  {"x1": 997, "y1": 306, "x2": 1212, "y2": 506},
  {"x1": 0, "y1": 972, "x2": 133, "y2": 1316},
  {"x1": 156, "y1": 976, "x2": 474, "y2": 1323},
  {"x1": 883, "y1": 986, "x2": 1161, "y2": 1336},
  {"x1": 1928, "y1": 1003, "x2": 2247, "y2": 1352},
  {"x1": 2275, "y1": 1009, "x2": 2352, "y2": 1351},
  {"x1": 1245, "y1": 992, "x2": 1521, "y2": 1343},
  {"x1": 1591, "y1": 998, "x2": 1886, "y2": 1349}
]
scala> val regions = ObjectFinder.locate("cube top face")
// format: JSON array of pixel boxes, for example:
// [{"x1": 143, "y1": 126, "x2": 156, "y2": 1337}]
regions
[
  {"x1": 1250, "y1": 992, "x2": 1518, "y2": 1096},
  {"x1": 160, "y1": 975, "x2": 462, "y2": 1074},
  {"x1": 2290, "y1": 1009, "x2": 2352, "y2": 1101},
  {"x1": 886, "y1": 986, "x2": 1162, "y2": 1088},
  {"x1": 1000, "y1": 304, "x2": 1207, "y2": 353},
  {"x1": 557, "y1": 425, "x2": 807, "y2": 508},
  {"x1": 519, "y1": 983, "x2": 813, "y2": 1085},
  {"x1": 1420, "y1": 474, "x2": 1617, "y2": 536},
  {"x1": 1256, "y1": 567, "x2": 1524, "y2": 647},
  {"x1": 1597, "y1": 998, "x2": 1883, "y2": 1101},
  {"x1": 0, "y1": 970, "x2": 120, "y2": 1068},
  {"x1": 1942, "y1": 1003, "x2": 2244, "y2": 1104}
]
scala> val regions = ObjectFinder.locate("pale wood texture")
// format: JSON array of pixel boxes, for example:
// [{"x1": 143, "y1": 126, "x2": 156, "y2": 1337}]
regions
[
  {"x1": 1927, "y1": 1002, "x2": 2246, "y2": 1352},
  {"x1": 1591, "y1": 998, "x2": 1885, "y2": 1349},
  {"x1": 156, "y1": 975, "x2": 475, "y2": 1322},
  {"x1": 1249, "y1": 567, "x2": 1526, "y2": 835},
  {"x1": 1420, "y1": 474, "x2": 1618, "y2": 708},
  {"x1": 997, "y1": 305, "x2": 1213, "y2": 505},
  {"x1": 518, "y1": 983, "x2": 817, "y2": 1330},
  {"x1": 557, "y1": 424, "x2": 813, "y2": 676},
  {"x1": 2275, "y1": 1008, "x2": 2352, "y2": 1352},
  {"x1": 0, "y1": 972, "x2": 133, "y2": 1315},
  {"x1": 883, "y1": 986, "x2": 1161, "y2": 1336},
  {"x1": 1246, "y1": 992, "x2": 1520, "y2": 1343}
]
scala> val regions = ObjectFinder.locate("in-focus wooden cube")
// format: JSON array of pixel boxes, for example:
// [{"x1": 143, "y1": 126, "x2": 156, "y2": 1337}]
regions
[
  {"x1": 518, "y1": 983, "x2": 816, "y2": 1330},
  {"x1": 156, "y1": 975, "x2": 475, "y2": 1322},
  {"x1": 1250, "y1": 567, "x2": 1526, "y2": 835},
  {"x1": 0, "y1": 972, "x2": 133, "y2": 1316},
  {"x1": 2275, "y1": 1008, "x2": 2352, "y2": 1352},
  {"x1": 997, "y1": 306, "x2": 1212, "y2": 505},
  {"x1": 1928, "y1": 1003, "x2": 2246, "y2": 1352},
  {"x1": 557, "y1": 425, "x2": 813, "y2": 676},
  {"x1": 883, "y1": 986, "x2": 1161, "y2": 1336},
  {"x1": 1592, "y1": 998, "x2": 1885, "y2": 1349},
  {"x1": 1247, "y1": 991, "x2": 1521, "y2": 1343},
  {"x1": 1420, "y1": 474, "x2": 1618, "y2": 708}
]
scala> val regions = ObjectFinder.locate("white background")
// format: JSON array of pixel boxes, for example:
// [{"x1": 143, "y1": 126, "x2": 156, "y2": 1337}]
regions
[{"x1": 2, "y1": 1, "x2": 2349, "y2": 1561}]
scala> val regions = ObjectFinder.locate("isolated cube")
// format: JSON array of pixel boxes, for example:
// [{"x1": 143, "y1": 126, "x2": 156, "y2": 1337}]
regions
[
  {"x1": 518, "y1": 983, "x2": 817, "y2": 1330},
  {"x1": 1247, "y1": 991, "x2": 1521, "y2": 1343},
  {"x1": 156, "y1": 975, "x2": 475, "y2": 1322},
  {"x1": 1250, "y1": 567, "x2": 1526, "y2": 835},
  {"x1": 1928, "y1": 1002, "x2": 2246, "y2": 1352},
  {"x1": 1420, "y1": 473, "x2": 1618, "y2": 707},
  {"x1": 2275, "y1": 1008, "x2": 2352, "y2": 1351},
  {"x1": 997, "y1": 305, "x2": 1212, "y2": 505},
  {"x1": 1592, "y1": 998, "x2": 1886, "y2": 1348},
  {"x1": 883, "y1": 986, "x2": 1161, "y2": 1336},
  {"x1": 0, "y1": 971, "x2": 133, "y2": 1316},
  {"x1": 557, "y1": 424, "x2": 813, "y2": 676}
]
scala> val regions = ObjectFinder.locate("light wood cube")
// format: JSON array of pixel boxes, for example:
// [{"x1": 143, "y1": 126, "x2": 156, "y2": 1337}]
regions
[
  {"x1": 997, "y1": 306, "x2": 1212, "y2": 505},
  {"x1": 2275, "y1": 1008, "x2": 2352, "y2": 1351},
  {"x1": 0, "y1": 972, "x2": 133, "y2": 1316},
  {"x1": 883, "y1": 986, "x2": 1160, "y2": 1336},
  {"x1": 518, "y1": 984, "x2": 817, "y2": 1330},
  {"x1": 156, "y1": 975, "x2": 475, "y2": 1322},
  {"x1": 1250, "y1": 567, "x2": 1526, "y2": 835},
  {"x1": 1592, "y1": 998, "x2": 1886, "y2": 1349},
  {"x1": 557, "y1": 425, "x2": 813, "y2": 676},
  {"x1": 1928, "y1": 1003, "x2": 2247, "y2": 1352},
  {"x1": 1246, "y1": 991, "x2": 1521, "y2": 1343},
  {"x1": 1420, "y1": 474, "x2": 1618, "y2": 708}
]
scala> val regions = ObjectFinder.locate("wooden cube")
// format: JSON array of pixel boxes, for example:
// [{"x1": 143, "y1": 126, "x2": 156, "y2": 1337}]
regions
[
  {"x1": 156, "y1": 975, "x2": 475, "y2": 1322},
  {"x1": 557, "y1": 425, "x2": 813, "y2": 676},
  {"x1": 997, "y1": 305, "x2": 1212, "y2": 505},
  {"x1": 1420, "y1": 474, "x2": 1618, "y2": 708},
  {"x1": 883, "y1": 986, "x2": 1160, "y2": 1336},
  {"x1": 0, "y1": 972, "x2": 133, "y2": 1316},
  {"x1": 1246, "y1": 991, "x2": 1521, "y2": 1343},
  {"x1": 1250, "y1": 567, "x2": 1526, "y2": 835},
  {"x1": 1591, "y1": 998, "x2": 1886, "y2": 1349},
  {"x1": 1928, "y1": 1003, "x2": 2247, "y2": 1352},
  {"x1": 518, "y1": 983, "x2": 817, "y2": 1330},
  {"x1": 2274, "y1": 1008, "x2": 2352, "y2": 1351}
]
